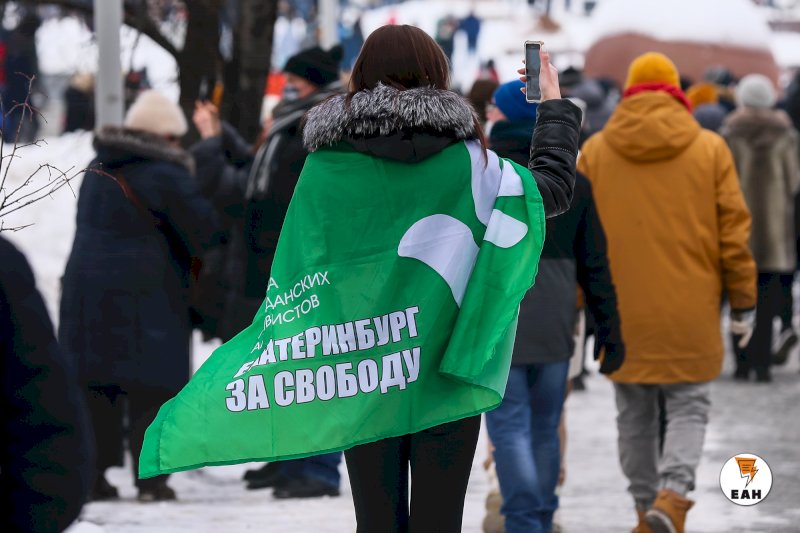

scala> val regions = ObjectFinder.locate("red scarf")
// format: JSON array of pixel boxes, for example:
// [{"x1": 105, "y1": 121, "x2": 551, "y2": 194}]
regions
[{"x1": 623, "y1": 82, "x2": 693, "y2": 112}]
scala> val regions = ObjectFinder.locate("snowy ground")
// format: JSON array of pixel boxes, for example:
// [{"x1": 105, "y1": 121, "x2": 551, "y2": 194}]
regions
[
  {"x1": 58, "y1": 361, "x2": 800, "y2": 533},
  {"x1": 4, "y1": 134, "x2": 800, "y2": 532}
]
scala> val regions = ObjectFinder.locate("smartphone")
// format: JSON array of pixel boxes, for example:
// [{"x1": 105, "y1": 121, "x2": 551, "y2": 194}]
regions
[
  {"x1": 525, "y1": 40, "x2": 543, "y2": 103},
  {"x1": 198, "y1": 78, "x2": 211, "y2": 101}
]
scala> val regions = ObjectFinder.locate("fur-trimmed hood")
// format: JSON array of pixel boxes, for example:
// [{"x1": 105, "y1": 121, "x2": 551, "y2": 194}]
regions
[
  {"x1": 93, "y1": 126, "x2": 195, "y2": 173},
  {"x1": 303, "y1": 84, "x2": 479, "y2": 160},
  {"x1": 722, "y1": 108, "x2": 796, "y2": 149}
]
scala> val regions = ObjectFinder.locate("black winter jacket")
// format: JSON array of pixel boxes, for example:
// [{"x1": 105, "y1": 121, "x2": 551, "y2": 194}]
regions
[
  {"x1": 59, "y1": 128, "x2": 220, "y2": 392},
  {"x1": 190, "y1": 84, "x2": 342, "y2": 341},
  {"x1": 1, "y1": 236, "x2": 94, "y2": 532},
  {"x1": 490, "y1": 119, "x2": 622, "y2": 365}
]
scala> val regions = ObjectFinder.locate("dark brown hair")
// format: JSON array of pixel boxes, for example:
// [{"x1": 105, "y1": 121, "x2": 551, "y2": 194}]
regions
[
  {"x1": 348, "y1": 25, "x2": 487, "y2": 150},
  {"x1": 350, "y1": 25, "x2": 450, "y2": 92}
]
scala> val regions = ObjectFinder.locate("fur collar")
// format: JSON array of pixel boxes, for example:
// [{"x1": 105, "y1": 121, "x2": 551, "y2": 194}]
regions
[
  {"x1": 303, "y1": 83, "x2": 479, "y2": 152},
  {"x1": 724, "y1": 107, "x2": 793, "y2": 132},
  {"x1": 94, "y1": 126, "x2": 195, "y2": 173},
  {"x1": 723, "y1": 108, "x2": 795, "y2": 148}
]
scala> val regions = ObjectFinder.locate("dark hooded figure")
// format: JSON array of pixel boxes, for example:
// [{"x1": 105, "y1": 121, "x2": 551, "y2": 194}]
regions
[
  {"x1": 191, "y1": 45, "x2": 346, "y2": 498},
  {"x1": 1, "y1": 13, "x2": 40, "y2": 142},
  {"x1": 570, "y1": 79, "x2": 615, "y2": 142},
  {"x1": 1, "y1": 236, "x2": 94, "y2": 532},
  {"x1": 783, "y1": 69, "x2": 800, "y2": 134},
  {"x1": 59, "y1": 90, "x2": 221, "y2": 502}
]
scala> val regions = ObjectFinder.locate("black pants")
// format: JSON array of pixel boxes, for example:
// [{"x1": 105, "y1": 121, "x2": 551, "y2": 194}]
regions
[
  {"x1": 736, "y1": 272, "x2": 794, "y2": 373},
  {"x1": 87, "y1": 385, "x2": 173, "y2": 489},
  {"x1": 344, "y1": 415, "x2": 481, "y2": 533}
]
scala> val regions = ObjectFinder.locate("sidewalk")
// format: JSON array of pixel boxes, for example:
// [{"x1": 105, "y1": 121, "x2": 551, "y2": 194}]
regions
[
  {"x1": 558, "y1": 358, "x2": 800, "y2": 533},
  {"x1": 75, "y1": 352, "x2": 800, "y2": 532}
]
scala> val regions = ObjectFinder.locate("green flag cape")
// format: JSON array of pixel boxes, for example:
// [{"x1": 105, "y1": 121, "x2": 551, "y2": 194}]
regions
[{"x1": 140, "y1": 139, "x2": 545, "y2": 478}]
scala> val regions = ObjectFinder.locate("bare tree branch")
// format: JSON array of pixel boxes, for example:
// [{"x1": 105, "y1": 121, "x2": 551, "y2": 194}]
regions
[
  {"x1": 0, "y1": 77, "x2": 88, "y2": 232},
  {"x1": 0, "y1": 164, "x2": 86, "y2": 231},
  {"x1": 0, "y1": 219, "x2": 35, "y2": 232},
  {"x1": 2, "y1": 165, "x2": 84, "y2": 214},
  {"x1": 0, "y1": 75, "x2": 40, "y2": 197}
]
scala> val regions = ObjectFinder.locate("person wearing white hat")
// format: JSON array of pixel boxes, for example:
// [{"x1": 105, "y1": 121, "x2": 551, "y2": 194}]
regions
[
  {"x1": 59, "y1": 90, "x2": 220, "y2": 503},
  {"x1": 722, "y1": 74, "x2": 800, "y2": 381},
  {"x1": 124, "y1": 89, "x2": 189, "y2": 139}
]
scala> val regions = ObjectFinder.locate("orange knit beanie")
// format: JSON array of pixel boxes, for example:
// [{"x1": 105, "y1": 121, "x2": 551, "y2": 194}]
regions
[
  {"x1": 624, "y1": 52, "x2": 680, "y2": 90},
  {"x1": 686, "y1": 83, "x2": 719, "y2": 108}
]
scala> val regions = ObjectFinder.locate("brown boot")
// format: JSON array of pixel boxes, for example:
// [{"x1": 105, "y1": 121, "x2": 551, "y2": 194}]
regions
[
  {"x1": 645, "y1": 489, "x2": 694, "y2": 533},
  {"x1": 632, "y1": 508, "x2": 652, "y2": 533},
  {"x1": 482, "y1": 488, "x2": 504, "y2": 533}
]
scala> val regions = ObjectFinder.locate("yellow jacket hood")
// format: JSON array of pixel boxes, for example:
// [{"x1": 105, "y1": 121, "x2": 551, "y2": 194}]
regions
[{"x1": 603, "y1": 92, "x2": 701, "y2": 163}]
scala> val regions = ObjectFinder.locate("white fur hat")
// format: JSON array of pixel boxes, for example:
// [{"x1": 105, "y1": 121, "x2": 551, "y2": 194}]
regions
[
  {"x1": 735, "y1": 74, "x2": 777, "y2": 110},
  {"x1": 124, "y1": 90, "x2": 188, "y2": 137}
]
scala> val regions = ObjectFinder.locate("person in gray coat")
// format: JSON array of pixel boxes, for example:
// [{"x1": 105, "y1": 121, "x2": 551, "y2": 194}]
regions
[{"x1": 722, "y1": 74, "x2": 800, "y2": 380}]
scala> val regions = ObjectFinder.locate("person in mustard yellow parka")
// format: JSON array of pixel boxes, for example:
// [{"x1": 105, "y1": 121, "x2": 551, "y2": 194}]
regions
[{"x1": 578, "y1": 53, "x2": 757, "y2": 533}]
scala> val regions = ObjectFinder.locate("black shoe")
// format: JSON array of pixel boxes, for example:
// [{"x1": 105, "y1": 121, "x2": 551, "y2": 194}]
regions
[
  {"x1": 733, "y1": 367, "x2": 750, "y2": 381},
  {"x1": 755, "y1": 368, "x2": 772, "y2": 383},
  {"x1": 137, "y1": 483, "x2": 177, "y2": 502},
  {"x1": 246, "y1": 465, "x2": 288, "y2": 491},
  {"x1": 243, "y1": 462, "x2": 281, "y2": 483},
  {"x1": 273, "y1": 477, "x2": 340, "y2": 499},
  {"x1": 772, "y1": 329, "x2": 798, "y2": 366},
  {"x1": 90, "y1": 475, "x2": 119, "y2": 501}
]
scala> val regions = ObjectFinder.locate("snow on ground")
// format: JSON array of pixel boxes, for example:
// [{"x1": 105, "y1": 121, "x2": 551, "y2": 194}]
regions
[
  {"x1": 63, "y1": 349, "x2": 800, "y2": 533},
  {"x1": 1, "y1": 133, "x2": 94, "y2": 323},
  {"x1": 7, "y1": 125, "x2": 800, "y2": 533}
]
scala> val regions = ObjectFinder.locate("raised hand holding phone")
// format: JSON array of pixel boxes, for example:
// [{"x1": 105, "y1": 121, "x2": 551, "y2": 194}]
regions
[{"x1": 517, "y1": 43, "x2": 561, "y2": 102}]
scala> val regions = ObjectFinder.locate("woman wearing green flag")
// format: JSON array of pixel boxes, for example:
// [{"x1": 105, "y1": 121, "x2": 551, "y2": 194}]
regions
[
  {"x1": 139, "y1": 23, "x2": 580, "y2": 533},
  {"x1": 301, "y1": 25, "x2": 580, "y2": 532}
]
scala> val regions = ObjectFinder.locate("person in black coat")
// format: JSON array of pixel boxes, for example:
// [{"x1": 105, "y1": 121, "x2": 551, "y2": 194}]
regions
[
  {"x1": 484, "y1": 80, "x2": 624, "y2": 533},
  {"x1": 1, "y1": 236, "x2": 94, "y2": 532},
  {"x1": 191, "y1": 46, "x2": 344, "y2": 343},
  {"x1": 1, "y1": 13, "x2": 40, "y2": 142},
  {"x1": 190, "y1": 46, "x2": 345, "y2": 498},
  {"x1": 59, "y1": 90, "x2": 220, "y2": 503},
  {"x1": 783, "y1": 70, "x2": 800, "y2": 134},
  {"x1": 63, "y1": 72, "x2": 95, "y2": 133}
]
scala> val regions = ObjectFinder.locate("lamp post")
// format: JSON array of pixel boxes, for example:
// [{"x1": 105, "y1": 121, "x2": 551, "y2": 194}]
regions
[
  {"x1": 318, "y1": 0, "x2": 338, "y2": 49},
  {"x1": 94, "y1": 0, "x2": 124, "y2": 127}
]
